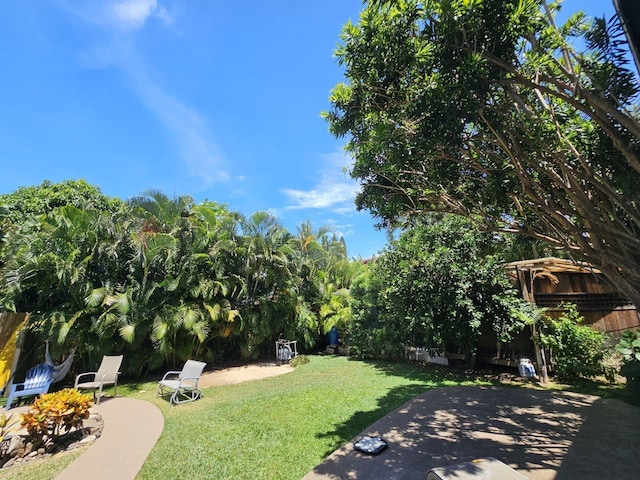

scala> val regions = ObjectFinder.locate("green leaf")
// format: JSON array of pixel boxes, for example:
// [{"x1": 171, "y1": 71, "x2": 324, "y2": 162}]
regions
[
  {"x1": 204, "y1": 303, "x2": 221, "y2": 322},
  {"x1": 119, "y1": 324, "x2": 136, "y2": 343},
  {"x1": 152, "y1": 316, "x2": 168, "y2": 340}
]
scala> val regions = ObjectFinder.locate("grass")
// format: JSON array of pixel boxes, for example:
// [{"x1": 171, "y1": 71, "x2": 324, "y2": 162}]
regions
[
  {"x1": 0, "y1": 447, "x2": 87, "y2": 480},
  {"x1": 0, "y1": 355, "x2": 630, "y2": 479},
  {"x1": 134, "y1": 356, "x2": 488, "y2": 480}
]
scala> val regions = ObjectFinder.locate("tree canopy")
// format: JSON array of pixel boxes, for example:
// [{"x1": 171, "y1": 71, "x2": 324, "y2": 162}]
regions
[
  {"x1": 1, "y1": 181, "x2": 358, "y2": 372},
  {"x1": 326, "y1": 0, "x2": 640, "y2": 305},
  {"x1": 349, "y1": 215, "x2": 527, "y2": 364}
]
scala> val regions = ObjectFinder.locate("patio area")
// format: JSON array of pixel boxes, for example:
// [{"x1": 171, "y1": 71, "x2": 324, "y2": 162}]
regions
[{"x1": 303, "y1": 385, "x2": 640, "y2": 479}]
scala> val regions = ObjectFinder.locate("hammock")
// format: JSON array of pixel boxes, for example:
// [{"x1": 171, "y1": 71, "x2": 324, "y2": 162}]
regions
[{"x1": 45, "y1": 340, "x2": 77, "y2": 384}]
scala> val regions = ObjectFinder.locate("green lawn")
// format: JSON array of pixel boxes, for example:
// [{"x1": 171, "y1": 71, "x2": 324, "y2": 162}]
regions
[
  {"x1": 133, "y1": 356, "x2": 487, "y2": 480},
  {"x1": 0, "y1": 447, "x2": 86, "y2": 480},
  {"x1": 0, "y1": 355, "x2": 626, "y2": 480}
]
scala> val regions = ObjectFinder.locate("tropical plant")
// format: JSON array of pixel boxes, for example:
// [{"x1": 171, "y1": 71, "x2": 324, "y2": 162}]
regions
[
  {"x1": 0, "y1": 412, "x2": 19, "y2": 443},
  {"x1": 0, "y1": 180, "x2": 123, "y2": 224},
  {"x1": 234, "y1": 212, "x2": 304, "y2": 358},
  {"x1": 325, "y1": 0, "x2": 640, "y2": 307},
  {"x1": 319, "y1": 283, "x2": 353, "y2": 335},
  {"x1": 539, "y1": 303, "x2": 612, "y2": 381},
  {"x1": 2, "y1": 204, "x2": 130, "y2": 354},
  {"x1": 350, "y1": 215, "x2": 526, "y2": 365},
  {"x1": 113, "y1": 194, "x2": 240, "y2": 368},
  {"x1": 1, "y1": 180, "x2": 358, "y2": 370},
  {"x1": 20, "y1": 389, "x2": 93, "y2": 443},
  {"x1": 616, "y1": 329, "x2": 640, "y2": 363},
  {"x1": 616, "y1": 329, "x2": 640, "y2": 398}
]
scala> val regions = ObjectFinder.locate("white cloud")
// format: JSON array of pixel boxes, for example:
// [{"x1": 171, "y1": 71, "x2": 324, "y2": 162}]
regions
[
  {"x1": 127, "y1": 67, "x2": 230, "y2": 187},
  {"x1": 111, "y1": 0, "x2": 173, "y2": 30},
  {"x1": 281, "y1": 150, "x2": 359, "y2": 212},
  {"x1": 282, "y1": 182, "x2": 357, "y2": 209},
  {"x1": 57, "y1": 0, "x2": 225, "y2": 188},
  {"x1": 113, "y1": 0, "x2": 157, "y2": 28},
  {"x1": 58, "y1": 0, "x2": 173, "y2": 32}
]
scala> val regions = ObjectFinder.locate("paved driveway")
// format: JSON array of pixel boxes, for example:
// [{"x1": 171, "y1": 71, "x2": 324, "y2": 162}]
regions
[{"x1": 303, "y1": 386, "x2": 640, "y2": 480}]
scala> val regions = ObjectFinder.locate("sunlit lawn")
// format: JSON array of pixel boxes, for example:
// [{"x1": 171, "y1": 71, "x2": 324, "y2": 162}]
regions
[
  {"x1": 133, "y1": 355, "x2": 487, "y2": 480},
  {"x1": 0, "y1": 447, "x2": 86, "y2": 480},
  {"x1": 0, "y1": 355, "x2": 628, "y2": 480}
]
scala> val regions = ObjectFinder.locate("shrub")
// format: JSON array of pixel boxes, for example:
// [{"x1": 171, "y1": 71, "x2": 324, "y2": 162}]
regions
[
  {"x1": 290, "y1": 355, "x2": 309, "y2": 367},
  {"x1": 540, "y1": 304, "x2": 611, "y2": 381},
  {"x1": 20, "y1": 388, "x2": 93, "y2": 442},
  {"x1": 616, "y1": 329, "x2": 640, "y2": 363},
  {"x1": 616, "y1": 329, "x2": 640, "y2": 400}
]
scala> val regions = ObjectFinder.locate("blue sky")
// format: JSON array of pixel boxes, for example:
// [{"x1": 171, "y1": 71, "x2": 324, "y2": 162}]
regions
[{"x1": 0, "y1": 0, "x2": 618, "y2": 259}]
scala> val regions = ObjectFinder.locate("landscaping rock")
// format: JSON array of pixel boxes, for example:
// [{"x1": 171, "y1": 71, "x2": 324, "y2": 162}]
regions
[{"x1": 0, "y1": 412, "x2": 104, "y2": 469}]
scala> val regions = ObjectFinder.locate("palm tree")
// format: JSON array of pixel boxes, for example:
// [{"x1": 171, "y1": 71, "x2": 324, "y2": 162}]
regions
[
  {"x1": 2, "y1": 205, "x2": 128, "y2": 357},
  {"x1": 233, "y1": 212, "x2": 304, "y2": 357}
]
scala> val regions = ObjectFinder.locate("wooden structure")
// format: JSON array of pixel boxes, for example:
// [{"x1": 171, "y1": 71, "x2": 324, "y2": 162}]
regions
[
  {"x1": 474, "y1": 257, "x2": 639, "y2": 374},
  {"x1": 506, "y1": 257, "x2": 640, "y2": 335}
]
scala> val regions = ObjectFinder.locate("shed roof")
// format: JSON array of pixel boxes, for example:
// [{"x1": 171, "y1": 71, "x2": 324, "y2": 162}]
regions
[{"x1": 505, "y1": 257, "x2": 601, "y2": 274}]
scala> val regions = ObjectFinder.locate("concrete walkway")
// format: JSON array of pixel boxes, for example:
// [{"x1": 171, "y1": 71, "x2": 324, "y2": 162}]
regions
[
  {"x1": 303, "y1": 386, "x2": 640, "y2": 480},
  {"x1": 53, "y1": 362, "x2": 291, "y2": 479},
  {"x1": 55, "y1": 397, "x2": 164, "y2": 480}
]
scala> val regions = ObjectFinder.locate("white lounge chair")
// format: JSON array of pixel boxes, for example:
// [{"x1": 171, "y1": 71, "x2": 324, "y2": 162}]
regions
[
  {"x1": 74, "y1": 355, "x2": 123, "y2": 404},
  {"x1": 156, "y1": 360, "x2": 206, "y2": 405}
]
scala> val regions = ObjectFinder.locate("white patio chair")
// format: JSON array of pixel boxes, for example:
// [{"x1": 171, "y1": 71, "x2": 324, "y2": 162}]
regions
[
  {"x1": 156, "y1": 360, "x2": 206, "y2": 405},
  {"x1": 74, "y1": 355, "x2": 123, "y2": 404}
]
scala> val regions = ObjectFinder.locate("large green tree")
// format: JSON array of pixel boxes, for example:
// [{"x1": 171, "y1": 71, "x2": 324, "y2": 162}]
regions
[
  {"x1": 1, "y1": 180, "x2": 360, "y2": 368},
  {"x1": 350, "y1": 215, "x2": 528, "y2": 364},
  {"x1": 2, "y1": 204, "x2": 133, "y2": 363},
  {"x1": 326, "y1": 0, "x2": 640, "y2": 305},
  {"x1": 0, "y1": 180, "x2": 122, "y2": 223}
]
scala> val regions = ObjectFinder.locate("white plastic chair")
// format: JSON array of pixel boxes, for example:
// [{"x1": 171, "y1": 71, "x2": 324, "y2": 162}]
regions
[
  {"x1": 156, "y1": 360, "x2": 206, "y2": 405},
  {"x1": 74, "y1": 355, "x2": 123, "y2": 404}
]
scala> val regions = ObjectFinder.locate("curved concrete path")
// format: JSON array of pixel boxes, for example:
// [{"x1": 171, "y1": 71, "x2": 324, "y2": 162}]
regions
[
  {"x1": 52, "y1": 362, "x2": 292, "y2": 480},
  {"x1": 55, "y1": 397, "x2": 164, "y2": 480}
]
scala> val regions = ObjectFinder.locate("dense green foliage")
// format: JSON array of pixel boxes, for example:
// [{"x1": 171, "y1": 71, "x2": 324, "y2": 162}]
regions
[
  {"x1": 0, "y1": 180, "x2": 123, "y2": 223},
  {"x1": 616, "y1": 329, "x2": 640, "y2": 363},
  {"x1": 616, "y1": 329, "x2": 640, "y2": 398},
  {"x1": 326, "y1": 0, "x2": 640, "y2": 307},
  {"x1": 350, "y1": 215, "x2": 528, "y2": 365},
  {"x1": 0, "y1": 182, "x2": 359, "y2": 372},
  {"x1": 540, "y1": 304, "x2": 612, "y2": 381}
]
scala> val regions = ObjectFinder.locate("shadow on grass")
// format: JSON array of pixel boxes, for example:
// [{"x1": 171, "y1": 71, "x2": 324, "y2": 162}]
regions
[
  {"x1": 550, "y1": 377, "x2": 638, "y2": 404},
  {"x1": 315, "y1": 382, "x2": 431, "y2": 457},
  {"x1": 314, "y1": 358, "x2": 482, "y2": 457},
  {"x1": 363, "y1": 356, "x2": 635, "y2": 404},
  {"x1": 309, "y1": 383, "x2": 640, "y2": 479}
]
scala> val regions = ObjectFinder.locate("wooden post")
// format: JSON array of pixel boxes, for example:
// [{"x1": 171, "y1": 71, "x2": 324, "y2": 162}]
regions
[{"x1": 516, "y1": 267, "x2": 548, "y2": 383}]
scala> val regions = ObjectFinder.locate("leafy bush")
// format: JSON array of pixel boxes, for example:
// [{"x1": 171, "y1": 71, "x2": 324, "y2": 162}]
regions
[
  {"x1": 289, "y1": 354, "x2": 309, "y2": 367},
  {"x1": 616, "y1": 329, "x2": 640, "y2": 400},
  {"x1": 349, "y1": 216, "x2": 529, "y2": 365},
  {"x1": 540, "y1": 304, "x2": 612, "y2": 381},
  {"x1": 20, "y1": 389, "x2": 93, "y2": 442},
  {"x1": 616, "y1": 329, "x2": 640, "y2": 363}
]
